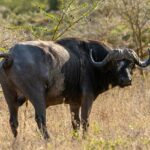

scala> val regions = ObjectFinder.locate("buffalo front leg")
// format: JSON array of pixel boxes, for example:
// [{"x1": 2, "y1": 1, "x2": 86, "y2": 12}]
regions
[
  {"x1": 69, "y1": 103, "x2": 80, "y2": 136},
  {"x1": 81, "y1": 93, "x2": 94, "y2": 138},
  {"x1": 1, "y1": 84, "x2": 18, "y2": 138}
]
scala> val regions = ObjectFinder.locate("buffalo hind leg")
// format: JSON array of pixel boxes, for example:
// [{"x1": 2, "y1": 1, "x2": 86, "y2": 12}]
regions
[
  {"x1": 69, "y1": 103, "x2": 80, "y2": 137},
  {"x1": 35, "y1": 108, "x2": 49, "y2": 140},
  {"x1": 1, "y1": 84, "x2": 18, "y2": 138},
  {"x1": 20, "y1": 85, "x2": 49, "y2": 140}
]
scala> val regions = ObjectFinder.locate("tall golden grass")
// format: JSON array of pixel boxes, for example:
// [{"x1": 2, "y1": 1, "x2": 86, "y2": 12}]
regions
[
  {"x1": 0, "y1": 71, "x2": 150, "y2": 150},
  {"x1": 1, "y1": 22, "x2": 150, "y2": 150}
]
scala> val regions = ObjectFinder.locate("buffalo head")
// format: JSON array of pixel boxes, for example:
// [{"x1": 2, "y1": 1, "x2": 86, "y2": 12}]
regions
[{"x1": 90, "y1": 48, "x2": 150, "y2": 87}]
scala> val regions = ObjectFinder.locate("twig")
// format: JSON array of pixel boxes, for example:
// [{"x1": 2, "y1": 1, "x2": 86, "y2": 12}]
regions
[
  {"x1": 52, "y1": 0, "x2": 74, "y2": 40},
  {"x1": 55, "y1": 1, "x2": 100, "y2": 40}
]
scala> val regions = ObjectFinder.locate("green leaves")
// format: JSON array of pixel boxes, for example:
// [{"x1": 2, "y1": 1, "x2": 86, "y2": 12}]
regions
[
  {"x1": 0, "y1": 0, "x2": 102, "y2": 40},
  {"x1": 49, "y1": 0, "x2": 101, "y2": 40}
]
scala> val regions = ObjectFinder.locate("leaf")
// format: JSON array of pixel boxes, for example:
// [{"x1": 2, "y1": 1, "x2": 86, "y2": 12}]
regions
[
  {"x1": 80, "y1": 2, "x2": 89, "y2": 9},
  {"x1": 45, "y1": 13, "x2": 57, "y2": 20}
]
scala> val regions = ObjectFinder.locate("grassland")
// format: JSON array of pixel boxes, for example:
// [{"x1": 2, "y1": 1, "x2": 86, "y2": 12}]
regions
[{"x1": 1, "y1": 70, "x2": 150, "y2": 150}]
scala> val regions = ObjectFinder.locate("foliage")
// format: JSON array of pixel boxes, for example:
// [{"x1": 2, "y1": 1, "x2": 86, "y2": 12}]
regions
[
  {"x1": 0, "y1": 0, "x2": 101, "y2": 41},
  {"x1": 0, "y1": 0, "x2": 149, "y2": 52},
  {"x1": 112, "y1": 0, "x2": 150, "y2": 56},
  {"x1": 0, "y1": 0, "x2": 46, "y2": 14}
]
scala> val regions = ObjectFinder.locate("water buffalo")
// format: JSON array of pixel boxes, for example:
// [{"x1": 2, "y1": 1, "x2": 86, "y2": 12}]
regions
[{"x1": 0, "y1": 38, "x2": 149, "y2": 139}]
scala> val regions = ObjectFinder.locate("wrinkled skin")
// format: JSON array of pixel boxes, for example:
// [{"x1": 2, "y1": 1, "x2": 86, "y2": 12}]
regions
[{"x1": 0, "y1": 38, "x2": 142, "y2": 139}]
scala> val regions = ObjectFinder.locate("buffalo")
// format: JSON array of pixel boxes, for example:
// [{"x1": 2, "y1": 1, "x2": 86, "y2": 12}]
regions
[{"x1": 0, "y1": 38, "x2": 149, "y2": 139}]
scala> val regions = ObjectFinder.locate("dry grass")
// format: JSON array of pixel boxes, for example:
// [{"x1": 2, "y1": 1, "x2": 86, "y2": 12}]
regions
[
  {"x1": 0, "y1": 72, "x2": 150, "y2": 150},
  {"x1": 1, "y1": 19, "x2": 150, "y2": 150}
]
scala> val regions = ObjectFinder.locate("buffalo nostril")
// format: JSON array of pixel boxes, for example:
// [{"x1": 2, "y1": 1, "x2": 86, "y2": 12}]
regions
[
  {"x1": 125, "y1": 79, "x2": 132, "y2": 85},
  {"x1": 128, "y1": 80, "x2": 132, "y2": 85},
  {"x1": 128, "y1": 78, "x2": 132, "y2": 84},
  {"x1": 119, "y1": 78, "x2": 132, "y2": 86}
]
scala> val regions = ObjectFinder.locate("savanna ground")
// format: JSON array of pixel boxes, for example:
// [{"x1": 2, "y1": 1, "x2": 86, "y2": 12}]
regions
[
  {"x1": 1, "y1": 70, "x2": 150, "y2": 150},
  {"x1": 0, "y1": 0, "x2": 150, "y2": 149}
]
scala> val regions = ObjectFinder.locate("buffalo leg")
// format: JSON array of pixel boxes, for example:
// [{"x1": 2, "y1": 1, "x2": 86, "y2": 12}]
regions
[
  {"x1": 1, "y1": 84, "x2": 18, "y2": 138},
  {"x1": 20, "y1": 85, "x2": 49, "y2": 140},
  {"x1": 17, "y1": 96, "x2": 26, "y2": 107},
  {"x1": 69, "y1": 104, "x2": 80, "y2": 133},
  {"x1": 81, "y1": 93, "x2": 94, "y2": 138}
]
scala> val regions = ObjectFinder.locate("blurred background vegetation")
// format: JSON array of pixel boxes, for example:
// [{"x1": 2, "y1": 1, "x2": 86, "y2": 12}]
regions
[{"x1": 0, "y1": 0, "x2": 150, "y2": 56}]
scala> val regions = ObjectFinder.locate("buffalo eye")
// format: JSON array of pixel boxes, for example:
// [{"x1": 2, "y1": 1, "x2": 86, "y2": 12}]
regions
[{"x1": 117, "y1": 61, "x2": 126, "y2": 71}]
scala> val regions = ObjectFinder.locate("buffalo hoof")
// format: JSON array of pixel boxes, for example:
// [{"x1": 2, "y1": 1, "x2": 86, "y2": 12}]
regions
[
  {"x1": 43, "y1": 132, "x2": 50, "y2": 140},
  {"x1": 82, "y1": 132, "x2": 89, "y2": 140},
  {"x1": 12, "y1": 129, "x2": 18, "y2": 138}
]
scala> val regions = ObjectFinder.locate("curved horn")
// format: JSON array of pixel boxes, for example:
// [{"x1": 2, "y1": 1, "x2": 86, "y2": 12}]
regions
[
  {"x1": 128, "y1": 48, "x2": 150, "y2": 67},
  {"x1": 90, "y1": 48, "x2": 150, "y2": 68},
  {"x1": 90, "y1": 49, "x2": 126, "y2": 67}
]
